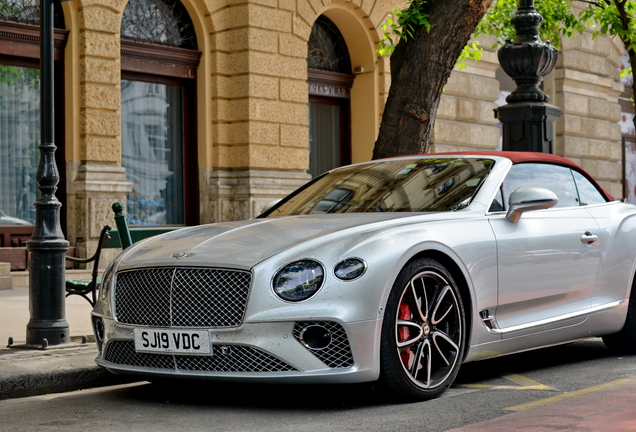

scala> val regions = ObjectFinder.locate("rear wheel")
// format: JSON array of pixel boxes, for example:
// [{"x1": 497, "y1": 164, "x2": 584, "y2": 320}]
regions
[
  {"x1": 603, "y1": 278, "x2": 636, "y2": 354},
  {"x1": 379, "y1": 258, "x2": 466, "y2": 401}
]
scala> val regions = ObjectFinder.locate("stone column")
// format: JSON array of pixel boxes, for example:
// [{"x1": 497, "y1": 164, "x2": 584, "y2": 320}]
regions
[
  {"x1": 552, "y1": 21, "x2": 624, "y2": 198},
  {"x1": 201, "y1": 0, "x2": 312, "y2": 223},
  {"x1": 66, "y1": 1, "x2": 132, "y2": 261},
  {"x1": 66, "y1": 162, "x2": 131, "y2": 263}
]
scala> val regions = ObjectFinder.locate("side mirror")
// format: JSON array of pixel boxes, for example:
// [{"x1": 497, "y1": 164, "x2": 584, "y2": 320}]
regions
[{"x1": 506, "y1": 187, "x2": 558, "y2": 223}]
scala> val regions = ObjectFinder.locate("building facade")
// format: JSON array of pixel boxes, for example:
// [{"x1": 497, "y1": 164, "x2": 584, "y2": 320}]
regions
[{"x1": 0, "y1": 0, "x2": 627, "y2": 267}]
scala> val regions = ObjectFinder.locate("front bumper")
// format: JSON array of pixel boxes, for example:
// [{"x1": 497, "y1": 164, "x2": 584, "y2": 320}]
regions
[{"x1": 93, "y1": 315, "x2": 382, "y2": 384}]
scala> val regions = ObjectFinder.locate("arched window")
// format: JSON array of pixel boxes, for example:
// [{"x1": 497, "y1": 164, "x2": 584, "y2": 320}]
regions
[
  {"x1": 0, "y1": 0, "x2": 67, "y2": 266},
  {"x1": 307, "y1": 16, "x2": 353, "y2": 178},
  {"x1": 120, "y1": 0, "x2": 200, "y2": 226},
  {"x1": 121, "y1": 0, "x2": 196, "y2": 48}
]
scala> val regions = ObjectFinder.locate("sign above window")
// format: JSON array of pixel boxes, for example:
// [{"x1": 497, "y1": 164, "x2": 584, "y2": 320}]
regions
[{"x1": 309, "y1": 83, "x2": 349, "y2": 99}]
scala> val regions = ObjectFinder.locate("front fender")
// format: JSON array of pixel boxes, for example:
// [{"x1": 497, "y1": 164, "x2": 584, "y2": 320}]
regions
[{"x1": 246, "y1": 217, "x2": 499, "y2": 349}]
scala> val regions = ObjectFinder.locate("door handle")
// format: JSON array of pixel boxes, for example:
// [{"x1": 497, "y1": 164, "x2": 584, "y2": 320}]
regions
[{"x1": 581, "y1": 232, "x2": 598, "y2": 244}]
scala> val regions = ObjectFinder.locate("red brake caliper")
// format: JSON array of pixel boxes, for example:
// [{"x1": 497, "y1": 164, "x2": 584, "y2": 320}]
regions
[{"x1": 398, "y1": 301, "x2": 414, "y2": 369}]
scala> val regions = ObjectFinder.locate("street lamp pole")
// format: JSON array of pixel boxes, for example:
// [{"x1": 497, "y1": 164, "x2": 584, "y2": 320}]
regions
[
  {"x1": 24, "y1": 0, "x2": 70, "y2": 348},
  {"x1": 494, "y1": 0, "x2": 561, "y2": 153}
]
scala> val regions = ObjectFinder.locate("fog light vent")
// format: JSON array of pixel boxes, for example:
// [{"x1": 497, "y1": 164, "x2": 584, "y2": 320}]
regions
[
  {"x1": 92, "y1": 316, "x2": 105, "y2": 352},
  {"x1": 292, "y1": 321, "x2": 354, "y2": 368},
  {"x1": 299, "y1": 325, "x2": 331, "y2": 350}
]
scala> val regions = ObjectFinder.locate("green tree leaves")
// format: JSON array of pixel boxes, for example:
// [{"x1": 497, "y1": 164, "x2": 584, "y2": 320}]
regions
[
  {"x1": 377, "y1": 0, "x2": 431, "y2": 57},
  {"x1": 475, "y1": 0, "x2": 584, "y2": 50},
  {"x1": 579, "y1": 1, "x2": 636, "y2": 51},
  {"x1": 378, "y1": 0, "x2": 636, "y2": 69}
]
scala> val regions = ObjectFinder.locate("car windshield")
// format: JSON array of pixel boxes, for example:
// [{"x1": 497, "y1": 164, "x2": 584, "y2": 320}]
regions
[{"x1": 265, "y1": 157, "x2": 495, "y2": 216}]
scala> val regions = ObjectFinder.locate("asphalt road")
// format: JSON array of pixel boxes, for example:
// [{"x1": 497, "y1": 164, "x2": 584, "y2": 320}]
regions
[{"x1": 1, "y1": 338, "x2": 635, "y2": 432}]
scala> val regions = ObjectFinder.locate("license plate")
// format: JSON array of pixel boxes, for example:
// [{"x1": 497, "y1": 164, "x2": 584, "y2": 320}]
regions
[{"x1": 134, "y1": 329, "x2": 211, "y2": 354}]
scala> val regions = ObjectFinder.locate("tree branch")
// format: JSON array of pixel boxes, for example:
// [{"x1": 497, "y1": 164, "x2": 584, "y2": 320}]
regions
[
  {"x1": 576, "y1": 0, "x2": 605, "y2": 7},
  {"x1": 614, "y1": 0, "x2": 631, "y2": 36}
]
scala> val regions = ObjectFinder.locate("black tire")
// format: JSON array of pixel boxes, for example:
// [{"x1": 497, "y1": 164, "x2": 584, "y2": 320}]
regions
[
  {"x1": 603, "y1": 277, "x2": 636, "y2": 354},
  {"x1": 379, "y1": 258, "x2": 466, "y2": 401}
]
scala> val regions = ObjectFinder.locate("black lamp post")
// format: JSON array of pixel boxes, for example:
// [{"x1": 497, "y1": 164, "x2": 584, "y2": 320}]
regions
[
  {"x1": 24, "y1": 0, "x2": 71, "y2": 349},
  {"x1": 494, "y1": 0, "x2": 561, "y2": 153}
]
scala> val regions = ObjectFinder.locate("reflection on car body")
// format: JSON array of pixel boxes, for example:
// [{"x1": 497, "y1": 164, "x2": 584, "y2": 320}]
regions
[
  {"x1": 92, "y1": 151, "x2": 636, "y2": 401},
  {"x1": 0, "y1": 210, "x2": 32, "y2": 226}
]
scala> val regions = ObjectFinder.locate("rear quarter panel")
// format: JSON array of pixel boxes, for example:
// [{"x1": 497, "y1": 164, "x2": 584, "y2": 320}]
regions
[{"x1": 585, "y1": 202, "x2": 636, "y2": 309}]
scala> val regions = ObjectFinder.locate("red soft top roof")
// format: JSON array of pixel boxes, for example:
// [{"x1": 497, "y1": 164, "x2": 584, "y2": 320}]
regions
[
  {"x1": 399, "y1": 151, "x2": 615, "y2": 201},
  {"x1": 433, "y1": 151, "x2": 578, "y2": 166}
]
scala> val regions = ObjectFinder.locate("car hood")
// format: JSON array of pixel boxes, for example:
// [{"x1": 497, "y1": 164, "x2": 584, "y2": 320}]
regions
[{"x1": 117, "y1": 212, "x2": 459, "y2": 271}]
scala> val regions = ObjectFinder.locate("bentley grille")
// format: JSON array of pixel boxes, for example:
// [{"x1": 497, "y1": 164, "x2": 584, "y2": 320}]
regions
[
  {"x1": 114, "y1": 268, "x2": 251, "y2": 327},
  {"x1": 104, "y1": 341, "x2": 297, "y2": 372},
  {"x1": 293, "y1": 321, "x2": 354, "y2": 368}
]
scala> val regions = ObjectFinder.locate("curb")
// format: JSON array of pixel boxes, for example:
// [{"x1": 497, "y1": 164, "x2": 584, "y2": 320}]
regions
[
  {"x1": 0, "y1": 366, "x2": 135, "y2": 400},
  {"x1": 0, "y1": 343, "x2": 139, "y2": 401}
]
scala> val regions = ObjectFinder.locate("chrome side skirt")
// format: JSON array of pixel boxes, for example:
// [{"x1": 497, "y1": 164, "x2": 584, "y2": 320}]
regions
[{"x1": 481, "y1": 300, "x2": 626, "y2": 335}]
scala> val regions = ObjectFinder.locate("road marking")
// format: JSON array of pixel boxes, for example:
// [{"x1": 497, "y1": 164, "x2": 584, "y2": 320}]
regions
[
  {"x1": 455, "y1": 373, "x2": 555, "y2": 391},
  {"x1": 440, "y1": 387, "x2": 482, "y2": 399},
  {"x1": 503, "y1": 376, "x2": 636, "y2": 411}
]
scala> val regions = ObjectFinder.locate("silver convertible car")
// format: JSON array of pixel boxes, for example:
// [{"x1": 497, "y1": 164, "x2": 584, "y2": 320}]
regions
[{"x1": 92, "y1": 151, "x2": 636, "y2": 400}]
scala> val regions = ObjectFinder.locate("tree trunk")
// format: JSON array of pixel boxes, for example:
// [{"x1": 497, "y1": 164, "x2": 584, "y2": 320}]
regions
[
  {"x1": 614, "y1": 0, "x2": 636, "y2": 137},
  {"x1": 372, "y1": 0, "x2": 493, "y2": 160},
  {"x1": 628, "y1": 51, "x2": 636, "y2": 137},
  {"x1": 614, "y1": 0, "x2": 636, "y2": 136}
]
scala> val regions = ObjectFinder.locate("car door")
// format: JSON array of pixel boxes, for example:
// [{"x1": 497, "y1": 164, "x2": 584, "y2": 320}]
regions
[{"x1": 487, "y1": 163, "x2": 602, "y2": 338}]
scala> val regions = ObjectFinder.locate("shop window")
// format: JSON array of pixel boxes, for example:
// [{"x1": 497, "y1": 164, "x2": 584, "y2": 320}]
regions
[
  {"x1": 307, "y1": 16, "x2": 353, "y2": 178},
  {"x1": 0, "y1": 0, "x2": 67, "y2": 254},
  {"x1": 120, "y1": 0, "x2": 200, "y2": 226},
  {"x1": 0, "y1": 66, "x2": 40, "y2": 226}
]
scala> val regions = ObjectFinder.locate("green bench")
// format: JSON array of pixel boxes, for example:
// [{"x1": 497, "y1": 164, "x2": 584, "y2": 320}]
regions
[{"x1": 65, "y1": 202, "x2": 183, "y2": 306}]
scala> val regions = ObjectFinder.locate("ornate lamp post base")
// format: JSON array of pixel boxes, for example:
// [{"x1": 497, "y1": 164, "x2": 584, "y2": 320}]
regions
[
  {"x1": 496, "y1": 102, "x2": 561, "y2": 153},
  {"x1": 25, "y1": 239, "x2": 70, "y2": 349},
  {"x1": 495, "y1": 0, "x2": 561, "y2": 152}
]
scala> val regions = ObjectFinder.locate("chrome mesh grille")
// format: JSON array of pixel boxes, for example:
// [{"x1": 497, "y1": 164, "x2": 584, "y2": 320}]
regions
[
  {"x1": 116, "y1": 269, "x2": 172, "y2": 326},
  {"x1": 114, "y1": 268, "x2": 251, "y2": 327},
  {"x1": 104, "y1": 340, "x2": 296, "y2": 372},
  {"x1": 293, "y1": 321, "x2": 354, "y2": 368}
]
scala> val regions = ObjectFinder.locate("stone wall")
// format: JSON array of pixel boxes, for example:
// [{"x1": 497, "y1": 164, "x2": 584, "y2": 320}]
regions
[
  {"x1": 552, "y1": 6, "x2": 624, "y2": 198},
  {"x1": 202, "y1": 0, "x2": 391, "y2": 221},
  {"x1": 432, "y1": 37, "x2": 502, "y2": 154},
  {"x1": 430, "y1": 25, "x2": 624, "y2": 200}
]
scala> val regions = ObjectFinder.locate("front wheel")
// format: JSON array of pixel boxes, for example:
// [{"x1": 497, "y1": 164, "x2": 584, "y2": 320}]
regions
[{"x1": 379, "y1": 258, "x2": 466, "y2": 401}]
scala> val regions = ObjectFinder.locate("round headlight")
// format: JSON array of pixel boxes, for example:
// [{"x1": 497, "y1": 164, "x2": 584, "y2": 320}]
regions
[
  {"x1": 273, "y1": 260, "x2": 325, "y2": 302},
  {"x1": 334, "y1": 258, "x2": 367, "y2": 281}
]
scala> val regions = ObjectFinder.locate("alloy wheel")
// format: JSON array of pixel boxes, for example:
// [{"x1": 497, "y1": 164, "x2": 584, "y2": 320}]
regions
[{"x1": 394, "y1": 270, "x2": 462, "y2": 389}]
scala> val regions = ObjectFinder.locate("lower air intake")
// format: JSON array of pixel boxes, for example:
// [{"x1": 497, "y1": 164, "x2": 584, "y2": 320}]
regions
[{"x1": 104, "y1": 340, "x2": 297, "y2": 372}]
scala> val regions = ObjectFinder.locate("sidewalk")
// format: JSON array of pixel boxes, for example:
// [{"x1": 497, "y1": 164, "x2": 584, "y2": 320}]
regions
[
  {"x1": 0, "y1": 287, "x2": 135, "y2": 400},
  {"x1": 0, "y1": 286, "x2": 94, "y2": 345}
]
